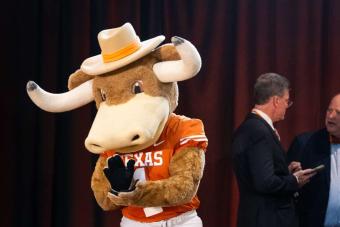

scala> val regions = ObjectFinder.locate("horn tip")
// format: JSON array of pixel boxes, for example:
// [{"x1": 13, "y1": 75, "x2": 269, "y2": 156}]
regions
[
  {"x1": 172, "y1": 36, "x2": 185, "y2": 46},
  {"x1": 26, "y1": 81, "x2": 37, "y2": 91}
]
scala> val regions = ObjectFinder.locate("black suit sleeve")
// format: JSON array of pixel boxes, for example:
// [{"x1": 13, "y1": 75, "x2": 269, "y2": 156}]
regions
[{"x1": 247, "y1": 134, "x2": 299, "y2": 195}]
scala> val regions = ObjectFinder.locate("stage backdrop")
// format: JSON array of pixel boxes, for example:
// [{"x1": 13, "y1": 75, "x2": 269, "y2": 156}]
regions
[{"x1": 1, "y1": 0, "x2": 340, "y2": 226}]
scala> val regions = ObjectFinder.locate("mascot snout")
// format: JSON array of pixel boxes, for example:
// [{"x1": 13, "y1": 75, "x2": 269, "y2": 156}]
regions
[{"x1": 85, "y1": 93, "x2": 170, "y2": 154}]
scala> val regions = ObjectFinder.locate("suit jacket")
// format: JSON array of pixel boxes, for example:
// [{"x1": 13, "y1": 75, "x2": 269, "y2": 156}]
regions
[
  {"x1": 287, "y1": 128, "x2": 331, "y2": 227},
  {"x1": 232, "y1": 113, "x2": 299, "y2": 227}
]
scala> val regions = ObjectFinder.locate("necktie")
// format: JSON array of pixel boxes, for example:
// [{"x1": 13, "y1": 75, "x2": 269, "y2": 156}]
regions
[{"x1": 274, "y1": 129, "x2": 280, "y2": 141}]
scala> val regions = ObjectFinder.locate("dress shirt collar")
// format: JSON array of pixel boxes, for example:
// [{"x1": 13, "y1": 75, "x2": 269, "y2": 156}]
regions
[{"x1": 252, "y1": 108, "x2": 275, "y2": 131}]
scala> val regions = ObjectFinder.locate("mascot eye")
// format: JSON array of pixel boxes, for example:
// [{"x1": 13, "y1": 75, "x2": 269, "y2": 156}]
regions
[
  {"x1": 100, "y1": 89, "x2": 107, "y2": 101},
  {"x1": 132, "y1": 81, "x2": 144, "y2": 94}
]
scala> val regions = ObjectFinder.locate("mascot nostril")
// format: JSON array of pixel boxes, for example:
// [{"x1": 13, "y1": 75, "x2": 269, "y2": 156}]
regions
[
  {"x1": 131, "y1": 134, "x2": 140, "y2": 142},
  {"x1": 26, "y1": 22, "x2": 207, "y2": 226}
]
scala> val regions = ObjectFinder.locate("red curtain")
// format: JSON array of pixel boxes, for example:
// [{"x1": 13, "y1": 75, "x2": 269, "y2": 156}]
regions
[{"x1": 1, "y1": 0, "x2": 340, "y2": 227}]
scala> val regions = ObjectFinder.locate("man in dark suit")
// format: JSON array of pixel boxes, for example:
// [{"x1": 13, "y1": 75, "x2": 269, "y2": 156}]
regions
[
  {"x1": 288, "y1": 94, "x2": 340, "y2": 227},
  {"x1": 232, "y1": 73, "x2": 315, "y2": 227}
]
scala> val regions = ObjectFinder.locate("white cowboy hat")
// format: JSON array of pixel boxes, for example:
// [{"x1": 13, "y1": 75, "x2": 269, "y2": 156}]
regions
[{"x1": 81, "y1": 22, "x2": 165, "y2": 75}]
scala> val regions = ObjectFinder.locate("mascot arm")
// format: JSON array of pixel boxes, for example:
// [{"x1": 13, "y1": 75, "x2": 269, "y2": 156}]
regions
[
  {"x1": 108, "y1": 147, "x2": 205, "y2": 207},
  {"x1": 91, "y1": 156, "x2": 121, "y2": 211}
]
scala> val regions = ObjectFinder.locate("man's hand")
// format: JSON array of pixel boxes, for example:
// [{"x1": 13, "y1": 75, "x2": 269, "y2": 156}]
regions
[
  {"x1": 288, "y1": 161, "x2": 302, "y2": 173},
  {"x1": 103, "y1": 155, "x2": 135, "y2": 195},
  {"x1": 293, "y1": 169, "x2": 316, "y2": 188}
]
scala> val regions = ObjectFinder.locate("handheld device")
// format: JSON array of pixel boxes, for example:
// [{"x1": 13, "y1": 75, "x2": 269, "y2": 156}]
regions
[{"x1": 311, "y1": 164, "x2": 325, "y2": 173}]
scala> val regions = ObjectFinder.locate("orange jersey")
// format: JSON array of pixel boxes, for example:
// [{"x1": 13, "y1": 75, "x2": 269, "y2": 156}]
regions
[{"x1": 101, "y1": 113, "x2": 208, "y2": 222}]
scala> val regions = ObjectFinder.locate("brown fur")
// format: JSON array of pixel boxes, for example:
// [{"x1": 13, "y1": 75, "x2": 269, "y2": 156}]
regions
[
  {"x1": 152, "y1": 44, "x2": 181, "y2": 61},
  {"x1": 104, "y1": 147, "x2": 205, "y2": 207},
  {"x1": 68, "y1": 69, "x2": 94, "y2": 90}
]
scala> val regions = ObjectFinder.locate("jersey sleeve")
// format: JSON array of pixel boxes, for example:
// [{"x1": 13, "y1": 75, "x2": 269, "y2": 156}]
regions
[{"x1": 174, "y1": 117, "x2": 208, "y2": 152}]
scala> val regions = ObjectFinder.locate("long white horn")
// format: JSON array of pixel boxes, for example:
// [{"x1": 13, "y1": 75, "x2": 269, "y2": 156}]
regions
[
  {"x1": 26, "y1": 79, "x2": 94, "y2": 113},
  {"x1": 153, "y1": 36, "x2": 201, "y2": 83}
]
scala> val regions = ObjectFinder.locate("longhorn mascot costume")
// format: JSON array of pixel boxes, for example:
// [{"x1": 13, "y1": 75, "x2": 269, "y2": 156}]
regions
[{"x1": 27, "y1": 23, "x2": 208, "y2": 227}]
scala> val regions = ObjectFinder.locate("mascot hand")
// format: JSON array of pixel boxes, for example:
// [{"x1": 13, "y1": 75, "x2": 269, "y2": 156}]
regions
[
  {"x1": 103, "y1": 155, "x2": 136, "y2": 195},
  {"x1": 107, "y1": 181, "x2": 146, "y2": 206}
]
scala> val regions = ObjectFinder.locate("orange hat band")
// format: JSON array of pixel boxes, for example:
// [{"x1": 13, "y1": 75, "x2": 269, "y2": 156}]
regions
[{"x1": 102, "y1": 41, "x2": 141, "y2": 63}]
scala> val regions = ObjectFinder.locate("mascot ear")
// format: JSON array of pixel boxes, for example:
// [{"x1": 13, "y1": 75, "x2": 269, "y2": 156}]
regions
[
  {"x1": 68, "y1": 69, "x2": 95, "y2": 90},
  {"x1": 152, "y1": 44, "x2": 181, "y2": 62}
]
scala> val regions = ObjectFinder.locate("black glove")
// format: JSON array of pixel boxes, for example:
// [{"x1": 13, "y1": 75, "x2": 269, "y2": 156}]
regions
[{"x1": 103, "y1": 155, "x2": 136, "y2": 195}]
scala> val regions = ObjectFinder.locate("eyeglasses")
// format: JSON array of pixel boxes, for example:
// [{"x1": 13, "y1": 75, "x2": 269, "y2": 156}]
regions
[
  {"x1": 276, "y1": 96, "x2": 293, "y2": 108},
  {"x1": 327, "y1": 108, "x2": 340, "y2": 116},
  {"x1": 285, "y1": 99, "x2": 293, "y2": 108}
]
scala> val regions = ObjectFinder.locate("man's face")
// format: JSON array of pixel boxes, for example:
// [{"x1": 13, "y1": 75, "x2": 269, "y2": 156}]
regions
[
  {"x1": 325, "y1": 95, "x2": 340, "y2": 138},
  {"x1": 274, "y1": 89, "x2": 292, "y2": 122}
]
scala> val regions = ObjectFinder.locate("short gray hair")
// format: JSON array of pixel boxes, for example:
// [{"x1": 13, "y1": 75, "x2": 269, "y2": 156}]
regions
[{"x1": 254, "y1": 73, "x2": 290, "y2": 105}]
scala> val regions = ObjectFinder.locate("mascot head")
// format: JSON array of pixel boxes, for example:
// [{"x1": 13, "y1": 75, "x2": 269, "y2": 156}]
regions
[{"x1": 27, "y1": 22, "x2": 201, "y2": 154}]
